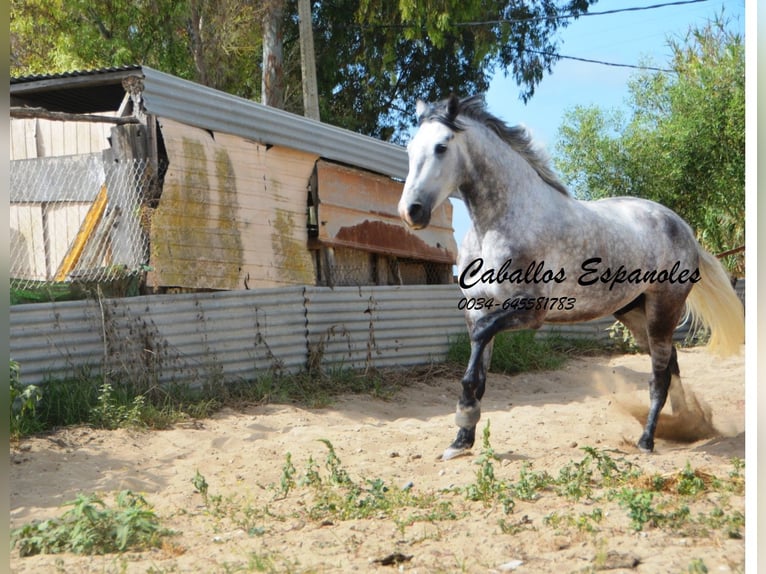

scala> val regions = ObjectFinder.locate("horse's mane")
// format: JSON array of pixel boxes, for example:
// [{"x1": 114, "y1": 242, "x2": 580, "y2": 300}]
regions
[{"x1": 419, "y1": 94, "x2": 569, "y2": 196}]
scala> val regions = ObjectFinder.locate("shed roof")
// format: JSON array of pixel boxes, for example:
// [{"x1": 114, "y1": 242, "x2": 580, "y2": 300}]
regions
[{"x1": 11, "y1": 65, "x2": 410, "y2": 180}]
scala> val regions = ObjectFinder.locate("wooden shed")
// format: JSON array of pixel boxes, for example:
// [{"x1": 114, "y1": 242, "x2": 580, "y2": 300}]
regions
[{"x1": 10, "y1": 66, "x2": 457, "y2": 292}]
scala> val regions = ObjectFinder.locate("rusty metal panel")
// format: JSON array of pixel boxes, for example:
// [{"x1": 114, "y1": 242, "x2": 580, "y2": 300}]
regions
[
  {"x1": 315, "y1": 161, "x2": 456, "y2": 264},
  {"x1": 149, "y1": 119, "x2": 316, "y2": 290},
  {"x1": 305, "y1": 285, "x2": 466, "y2": 370}
]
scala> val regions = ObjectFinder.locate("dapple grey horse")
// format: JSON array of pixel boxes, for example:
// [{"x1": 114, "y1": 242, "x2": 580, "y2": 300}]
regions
[{"x1": 398, "y1": 95, "x2": 744, "y2": 460}]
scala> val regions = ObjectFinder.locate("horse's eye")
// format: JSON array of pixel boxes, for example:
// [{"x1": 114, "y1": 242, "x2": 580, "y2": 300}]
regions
[{"x1": 434, "y1": 143, "x2": 448, "y2": 155}]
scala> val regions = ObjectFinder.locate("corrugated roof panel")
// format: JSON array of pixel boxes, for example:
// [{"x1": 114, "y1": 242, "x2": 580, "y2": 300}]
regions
[
  {"x1": 11, "y1": 66, "x2": 410, "y2": 179},
  {"x1": 140, "y1": 67, "x2": 409, "y2": 180}
]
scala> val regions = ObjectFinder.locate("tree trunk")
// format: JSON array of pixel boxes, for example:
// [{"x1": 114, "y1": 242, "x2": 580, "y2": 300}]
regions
[{"x1": 261, "y1": 0, "x2": 285, "y2": 108}]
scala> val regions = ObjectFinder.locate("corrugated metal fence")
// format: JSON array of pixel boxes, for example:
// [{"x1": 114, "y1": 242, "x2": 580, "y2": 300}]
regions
[{"x1": 10, "y1": 281, "x2": 745, "y2": 387}]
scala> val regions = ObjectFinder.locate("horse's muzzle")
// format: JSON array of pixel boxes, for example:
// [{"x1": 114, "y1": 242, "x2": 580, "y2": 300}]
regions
[{"x1": 401, "y1": 201, "x2": 431, "y2": 230}]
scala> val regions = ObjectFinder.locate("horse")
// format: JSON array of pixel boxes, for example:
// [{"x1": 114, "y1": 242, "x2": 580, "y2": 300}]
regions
[{"x1": 398, "y1": 94, "x2": 744, "y2": 461}]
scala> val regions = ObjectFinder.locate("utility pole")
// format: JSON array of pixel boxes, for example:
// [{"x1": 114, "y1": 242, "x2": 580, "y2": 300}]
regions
[{"x1": 297, "y1": 0, "x2": 320, "y2": 121}]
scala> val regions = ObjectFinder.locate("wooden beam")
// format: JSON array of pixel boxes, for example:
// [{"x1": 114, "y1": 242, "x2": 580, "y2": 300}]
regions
[
  {"x1": 54, "y1": 185, "x2": 108, "y2": 282},
  {"x1": 11, "y1": 106, "x2": 140, "y2": 124}
]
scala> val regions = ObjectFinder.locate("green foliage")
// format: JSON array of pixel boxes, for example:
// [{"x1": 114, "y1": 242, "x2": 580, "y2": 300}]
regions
[
  {"x1": 447, "y1": 330, "x2": 606, "y2": 376},
  {"x1": 192, "y1": 470, "x2": 210, "y2": 504},
  {"x1": 8, "y1": 364, "x2": 406, "y2": 438},
  {"x1": 90, "y1": 382, "x2": 146, "y2": 430},
  {"x1": 543, "y1": 508, "x2": 604, "y2": 533},
  {"x1": 555, "y1": 17, "x2": 744, "y2": 273},
  {"x1": 275, "y1": 439, "x2": 457, "y2": 528},
  {"x1": 606, "y1": 321, "x2": 640, "y2": 353},
  {"x1": 615, "y1": 487, "x2": 660, "y2": 531},
  {"x1": 511, "y1": 462, "x2": 553, "y2": 501},
  {"x1": 676, "y1": 462, "x2": 708, "y2": 496},
  {"x1": 12, "y1": 1, "x2": 600, "y2": 142},
  {"x1": 10, "y1": 360, "x2": 44, "y2": 437},
  {"x1": 11, "y1": 491, "x2": 173, "y2": 557},
  {"x1": 464, "y1": 422, "x2": 515, "y2": 514}
]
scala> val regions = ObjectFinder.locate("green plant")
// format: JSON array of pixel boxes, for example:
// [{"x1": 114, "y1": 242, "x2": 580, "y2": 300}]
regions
[
  {"x1": 511, "y1": 462, "x2": 552, "y2": 501},
  {"x1": 447, "y1": 331, "x2": 608, "y2": 375},
  {"x1": 688, "y1": 558, "x2": 709, "y2": 573},
  {"x1": 616, "y1": 487, "x2": 660, "y2": 531},
  {"x1": 543, "y1": 508, "x2": 604, "y2": 533},
  {"x1": 555, "y1": 455, "x2": 595, "y2": 501},
  {"x1": 11, "y1": 491, "x2": 173, "y2": 556},
  {"x1": 606, "y1": 320, "x2": 640, "y2": 353},
  {"x1": 277, "y1": 452, "x2": 297, "y2": 498},
  {"x1": 192, "y1": 470, "x2": 209, "y2": 504},
  {"x1": 10, "y1": 360, "x2": 44, "y2": 437},
  {"x1": 676, "y1": 462, "x2": 707, "y2": 496},
  {"x1": 90, "y1": 382, "x2": 146, "y2": 430},
  {"x1": 464, "y1": 421, "x2": 515, "y2": 514}
]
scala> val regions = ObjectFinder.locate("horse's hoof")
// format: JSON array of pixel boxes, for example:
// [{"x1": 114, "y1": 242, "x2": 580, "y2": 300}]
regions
[
  {"x1": 441, "y1": 445, "x2": 472, "y2": 461},
  {"x1": 637, "y1": 437, "x2": 654, "y2": 453}
]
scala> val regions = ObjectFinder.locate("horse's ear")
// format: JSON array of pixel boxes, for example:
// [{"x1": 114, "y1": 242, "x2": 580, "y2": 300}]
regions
[
  {"x1": 446, "y1": 94, "x2": 460, "y2": 121},
  {"x1": 415, "y1": 100, "x2": 428, "y2": 121}
]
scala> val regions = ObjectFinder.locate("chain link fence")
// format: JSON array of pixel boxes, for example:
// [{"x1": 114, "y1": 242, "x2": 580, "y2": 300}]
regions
[
  {"x1": 10, "y1": 154, "x2": 152, "y2": 294},
  {"x1": 317, "y1": 256, "x2": 454, "y2": 287}
]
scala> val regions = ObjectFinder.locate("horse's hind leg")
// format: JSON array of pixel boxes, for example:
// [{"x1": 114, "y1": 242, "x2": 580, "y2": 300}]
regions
[
  {"x1": 638, "y1": 345, "x2": 680, "y2": 452},
  {"x1": 615, "y1": 296, "x2": 683, "y2": 452},
  {"x1": 634, "y1": 295, "x2": 685, "y2": 452}
]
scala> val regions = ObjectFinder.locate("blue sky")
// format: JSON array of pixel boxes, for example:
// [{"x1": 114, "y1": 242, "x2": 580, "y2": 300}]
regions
[{"x1": 449, "y1": 0, "x2": 747, "y2": 247}]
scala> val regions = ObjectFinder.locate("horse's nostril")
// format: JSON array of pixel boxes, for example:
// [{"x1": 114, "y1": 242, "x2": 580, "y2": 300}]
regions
[{"x1": 408, "y1": 203, "x2": 424, "y2": 221}]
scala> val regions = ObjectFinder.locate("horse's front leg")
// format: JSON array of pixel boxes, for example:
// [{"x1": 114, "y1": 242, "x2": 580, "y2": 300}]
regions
[{"x1": 442, "y1": 301, "x2": 545, "y2": 460}]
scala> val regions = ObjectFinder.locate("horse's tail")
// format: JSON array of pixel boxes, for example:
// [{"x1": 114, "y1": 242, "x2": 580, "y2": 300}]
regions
[{"x1": 684, "y1": 247, "x2": 744, "y2": 356}]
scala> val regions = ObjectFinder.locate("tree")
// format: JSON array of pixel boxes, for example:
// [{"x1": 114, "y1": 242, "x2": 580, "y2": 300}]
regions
[
  {"x1": 308, "y1": 0, "x2": 598, "y2": 141},
  {"x1": 11, "y1": 1, "x2": 599, "y2": 141},
  {"x1": 554, "y1": 18, "x2": 744, "y2": 273}
]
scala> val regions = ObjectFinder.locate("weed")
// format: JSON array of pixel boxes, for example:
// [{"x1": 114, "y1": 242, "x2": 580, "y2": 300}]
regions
[
  {"x1": 687, "y1": 558, "x2": 709, "y2": 573},
  {"x1": 10, "y1": 359, "x2": 44, "y2": 437},
  {"x1": 511, "y1": 462, "x2": 553, "y2": 501},
  {"x1": 555, "y1": 456, "x2": 595, "y2": 501},
  {"x1": 543, "y1": 508, "x2": 604, "y2": 533},
  {"x1": 11, "y1": 491, "x2": 173, "y2": 556},
  {"x1": 676, "y1": 462, "x2": 708, "y2": 496},
  {"x1": 606, "y1": 321, "x2": 640, "y2": 353},
  {"x1": 447, "y1": 330, "x2": 607, "y2": 375},
  {"x1": 464, "y1": 421, "x2": 515, "y2": 514},
  {"x1": 277, "y1": 452, "x2": 297, "y2": 498},
  {"x1": 90, "y1": 382, "x2": 146, "y2": 430},
  {"x1": 272, "y1": 439, "x2": 458, "y2": 528},
  {"x1": 192, "y1": 470, "x2": 209, "y2": 504},
  {"x1": 615, "y1": 488, "x2": 662, "y2": 531}
]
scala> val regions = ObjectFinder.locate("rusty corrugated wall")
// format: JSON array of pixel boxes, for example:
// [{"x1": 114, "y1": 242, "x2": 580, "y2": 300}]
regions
[{"x1": 314, "y1": 161, "x2": 456, "y2": 264}]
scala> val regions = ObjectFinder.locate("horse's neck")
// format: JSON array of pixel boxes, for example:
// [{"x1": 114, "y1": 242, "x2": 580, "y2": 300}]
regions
[{"x1": 459, "y1": 135, "x2": 566, "y2": 240}]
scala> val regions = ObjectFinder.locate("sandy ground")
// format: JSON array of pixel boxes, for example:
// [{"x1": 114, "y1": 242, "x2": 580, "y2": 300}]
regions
[{"x1": 10, "y1": 347, "x2": 745, "y2": 573}]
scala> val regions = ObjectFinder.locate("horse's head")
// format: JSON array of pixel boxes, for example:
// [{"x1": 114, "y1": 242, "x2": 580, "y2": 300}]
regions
[{"x1": 398, "y1": 94, "x2": 465, "y2": 230}]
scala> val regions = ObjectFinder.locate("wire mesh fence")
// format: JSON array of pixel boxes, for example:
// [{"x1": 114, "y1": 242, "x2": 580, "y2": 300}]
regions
[
  {"x1": 315, "y1": 248, "x2": 455, "y2": 287},
  {"x1": 10, "y1": 154, "x2": 152, "y2": 293}
]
